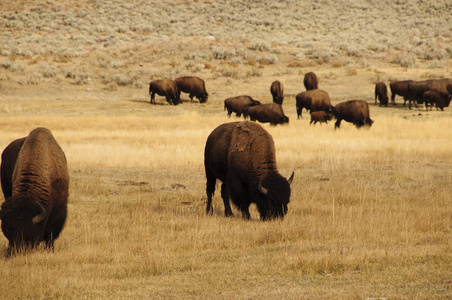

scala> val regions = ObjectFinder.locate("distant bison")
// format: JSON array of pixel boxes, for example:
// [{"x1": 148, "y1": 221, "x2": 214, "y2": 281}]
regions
[
  {"x1": 270, "y1": 80, "x2": 284, "y2": 105},
  {"x1": 375, "y1": 82, "x2": 388, "y2": 106},
  {"x1": 224, "y1": 95, "x2": 261, "y2": 117},
  {"x1": 243, "y1": 103, "x2": 289, "y2": 126},
  {"x1": 204, "y1": 121, "x2": 293, "y2": 220},
  {"x1": 149, "y1": 79, "x2": 181, "y2": 105},
  {"x1": 310, "y1": 111, "x2": 333, "y2": 125},
  {"x1": 303, "y1": 72, "x2": 318, "y2": 90},
  {"x1": 0, "y1": 128, "x2": 69, "y2": 255},
  {"x1": 407, "y1": 79, "x2": 451, "y2": 109},
  {"x1": 423, "y1": 90, "x2": 451, "y2": 111},
  {"x1": 174, "y1": 76, "x2": 208, "y2": 103},
  {"x1": 296, "y1": 89, "x2": 332, "y2": 118},
  {"x1": 390, "y1": 80, "x2": 413, "y2": 106},
  {"x1": 332, "y1": 100, "x2": 373, "y2": 129}
]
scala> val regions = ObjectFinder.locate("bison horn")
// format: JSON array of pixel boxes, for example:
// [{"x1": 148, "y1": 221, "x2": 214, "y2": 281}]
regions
[
  {"x1": 32, "y1": 202, "x2": 47, "y2": 224},
  {"x1": 258, "y1": 180, "x2": 268, "y2": 195},
  {"x1": 287, "y1": 172, "x2": 294, "y2": 185}
]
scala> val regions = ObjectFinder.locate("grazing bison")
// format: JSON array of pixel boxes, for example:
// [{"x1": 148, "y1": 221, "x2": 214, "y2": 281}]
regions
[
  {"x1": 332, "y1": 100, "x2": 373, "y2": 129},
  {"x1": 204, "y1": 121, "x2": 294, "y2": 220},
  {"x1": 375, "y1": 82, "x2": 388, "y2": 106},
  {"x1": 149, "y1": 79, "x2": 181, "y2": 105},
  {"x1": 310, "y1": 111, "x2": 333, "y2": 125},
  {"x1": 423, "y1": 90, "x2": 451, "y2": 111},
  {"x1": 303, "y1": 72, "x2": 318, "y2": 90},
  {"x1": 389, "y1": 80, "x2": 414, "y2": 106},
  {"x1": 270, "y1": 80, "x2": 284, "y2": 105},
  {"x1": 0, "y1": 128, "x2": 69, "y2": 255},
  {"x1": 224, "y1": 95, "x2": 261, "y2": 117},
  {"x1": 243, "y1": 103, "x2": 289, "y2": 126},
  {"x1": 174, "y1": 76, "x2": 208, "y2": 103},
  {"x1": 407, "y1": 79, "x2": 451, "y2": 109},
  {"x1": 296, "y1": 89, "x2": 332, "y2": 118}
]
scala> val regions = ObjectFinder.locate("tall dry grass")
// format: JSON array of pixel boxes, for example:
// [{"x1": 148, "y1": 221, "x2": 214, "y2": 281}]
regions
[
  {"x1": 0, "y1": 0, "x2": 451, "y2": 298},
  {"x1": 0, "y1": 98, "x2": 451, "y2": 298}
]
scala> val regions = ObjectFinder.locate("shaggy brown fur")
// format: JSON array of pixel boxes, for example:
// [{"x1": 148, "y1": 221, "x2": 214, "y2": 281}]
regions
[
  {"x1": 303, "y1": 72, "x2": 319, "y2": 90},
  {"x1": 204, "y1": 121, "x2": 293, "y2": 220},
  {"x1": 149, "y1": 79, "x2": 181, "y2": 105},
  {"x1": 332, "y1": 100, "x2": 373, "y2": 129},
  {"x1": 0, "y1": 127, "x2": 69, "y2": 255},
  {"x1": 270, "y1": 80, "x2": 284, "y2": 105},
  {"x1": 243, "y1": 103, "x2": 289, "y2": 126},
  {"x1": 224, "y1": 95, "x2": 261, "y2": 117},
  {"x1": 174, "y1": 76, "x2": 208, "y2": 103},
  {"x1": 296, "y1": 89, "x2": 332, "y2": 118}
]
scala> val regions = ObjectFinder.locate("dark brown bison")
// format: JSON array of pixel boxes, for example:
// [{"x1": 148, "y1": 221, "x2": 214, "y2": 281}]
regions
[
  {"x1": 270, "y1": 80, "x2": 284, "y2": 105},
  {"x1": 243, "y1": 103, "x2": 289, "y2": 126},
  {"x1": 0, "y1": 128, "x2": 69, "y2": 255},
  {"x1": 423, "y1": 90, "x2": 451, "y2": 111},
  {"x1": 296, "y1": 89, "x2": 332, "y2": 118},
  {"x1": 407, "y1": 79, "x2": 451, "y2": 109},
  {"x1": 310, "y1": 111, "x2": 333, "y2": 125},
  {"x1": 224, "y1": 95, "x2": 261, "y2": 117},
  {"x1": 375, "y1": 82, "x2": 388, "y2": 106},
  {"x1": 303, "y1": 72, "x2": 318, "y2": 90},
  {"x1": 174, "y1": 76, "x2": 208, "y2": 103},
  {"x1": 332, "y1": 100, "x2": 373, "y2": 129},
  {"x1": 149, "y1": 79, "x2": 181, "y2": 105},
  {"x1": 204, "y1": 121, "x2": 293, "y2": 220},
  {"x1": 390, "y1": 80, "x2": 414, "y2": 106}
]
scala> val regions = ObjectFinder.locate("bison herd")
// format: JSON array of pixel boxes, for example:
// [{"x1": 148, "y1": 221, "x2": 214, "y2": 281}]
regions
[
  {"x1": 2, "y1": 72, "x2": 450, "y2": 256},
  {"x1": 375, "y1": 78, "x2": 452, "y2": 111}
]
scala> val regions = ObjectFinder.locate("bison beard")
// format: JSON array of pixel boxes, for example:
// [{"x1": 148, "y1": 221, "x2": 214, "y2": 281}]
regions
[
  {"x1": 0, "y1": 127, "x2": 69, "y2": 255},
  {"x1": 204, "y1": 121, "x2": 293, "y2": 220}
]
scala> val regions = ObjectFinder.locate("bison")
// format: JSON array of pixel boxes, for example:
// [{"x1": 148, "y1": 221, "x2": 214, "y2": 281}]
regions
[
  {"x1": 0, "y1": 127, "x2": 69, "y2": 255},
  {"x1": 296, "y1": 89, "x2": 332, "y2": 118},
  {"x1": 149, "y1": 79, "x2": 181, "y2": 105},
  {"x1": 407, "y1": 79, "x2": 451, "y2": 109},
  {"x1": 270, "y1": 80, "x2": 284, "y2": 105},
  {"x1": 332, "y1": 100, "x2": 373, "y2": 129},
  {"x1": 303, "y1": 72, "x2": 318, "y2": 90},
  {"x1": 375, "y1": 82, "x2": 388, "y2": 106},
  {"x1": 174, "y1": 76, "x2": 208, "y2": 103},
  {"x1": 204, "y1": 121, "x2": 293, "y2": 220},
  {"x1": 423, "y1": 90, "x2": 451, "y2": 111},
  {"x1": 243, "y1": 103, "x2": 289, "y2": 126},
  {"x1": 310, "y1": 111, "x2": 333, "y2": 125},
  {"x1": 389, "y1": 80, "x2": 414, "y2": 106},
  {"x1": 224, "y1": 95, "x2": 261, "y2": 117}
]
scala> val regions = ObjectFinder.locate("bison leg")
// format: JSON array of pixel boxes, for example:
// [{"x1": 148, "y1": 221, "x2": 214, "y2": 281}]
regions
[
  {"x1": 297, "y1": 108, "x2": 302, "y2": 119},
  {"x1": 220, "y1": 183, "x2": 233, "y2": 217},
  {"x1": 150, "y1": 92, "x2": 156, "y2": 104},
  {"x1": 391, "y1": 93, "x2": 396, "y2": 106},
  {"x1": 205, "y1": 171, "x2": 216, "y2": 215},
  {"x1": 334, "y1": 119, "x2": 342, "y2": 129}
]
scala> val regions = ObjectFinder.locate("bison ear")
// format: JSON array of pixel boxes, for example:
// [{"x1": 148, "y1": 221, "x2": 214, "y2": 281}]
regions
[
  {"x1": 32, "y1": 202, "x2": 47, "y2": 224},
  {"x1": 287, "y1": 172, "x2": 294, "y2": 185},
  {"x1": 257, "y1": 180, "x2": 268, "y2": 195}
]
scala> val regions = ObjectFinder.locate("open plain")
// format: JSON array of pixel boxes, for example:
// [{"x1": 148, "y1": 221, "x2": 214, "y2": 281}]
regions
[{"x1": 1, "y1": 0, "x2": 452, "y2": 299}]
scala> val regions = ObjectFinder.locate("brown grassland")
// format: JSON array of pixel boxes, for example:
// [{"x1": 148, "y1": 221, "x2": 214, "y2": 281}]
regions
[{"x1": 0, "y1": 0, "x2": 452, "y2": 299}]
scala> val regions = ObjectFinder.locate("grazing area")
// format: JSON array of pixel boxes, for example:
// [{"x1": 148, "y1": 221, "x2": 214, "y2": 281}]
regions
[{"x1": 0, "y1": 0, "x2": 452, "y2": 299}]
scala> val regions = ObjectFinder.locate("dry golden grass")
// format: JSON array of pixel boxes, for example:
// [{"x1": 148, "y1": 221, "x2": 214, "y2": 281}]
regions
[
  {"x1": 1, "y1": 0, "x2": 452, "y2": 299},
  {"x1": 0, "y1": 96, "x2": 451, "y2": 299}
]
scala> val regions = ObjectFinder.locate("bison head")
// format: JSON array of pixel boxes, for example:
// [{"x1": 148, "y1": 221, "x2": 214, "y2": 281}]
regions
[
  {"x1": 199, "y1": 93, "x2": 209, "y2": 103},
  {"x1": 255, "y1": 172, "x2": 294, "y2": 220},
  {"x1": 0, "y1": 198, "x2": 47, "y2": 254}
]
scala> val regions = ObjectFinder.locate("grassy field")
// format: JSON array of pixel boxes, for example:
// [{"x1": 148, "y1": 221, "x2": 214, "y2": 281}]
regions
[{"x1": 1, "y1": 0, "x2": 452, "y2": 299}]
